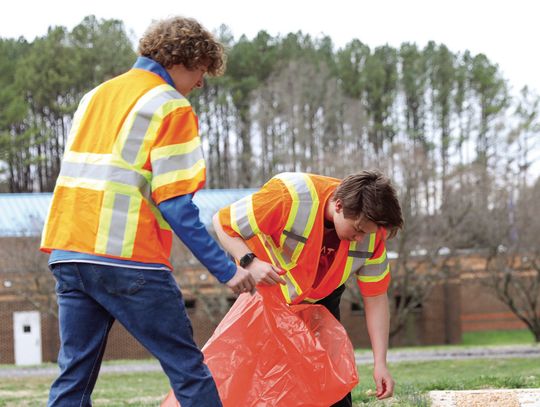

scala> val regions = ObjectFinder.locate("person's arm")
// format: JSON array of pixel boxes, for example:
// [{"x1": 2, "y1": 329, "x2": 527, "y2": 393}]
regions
[
  {"x1": 159, "y1": 194, "x2": 256, "y2": 295},
  {"x1": 363, "y1": 293, "x2": 394, "y2": 399},
  {"x1": 212, "y1": 213, "x2": 285, "y2": 286}
]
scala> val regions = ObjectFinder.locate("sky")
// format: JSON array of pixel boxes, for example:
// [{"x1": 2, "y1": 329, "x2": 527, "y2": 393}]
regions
[{"x1": 1, "y1": 0, "x2": 539, "y2": 96}]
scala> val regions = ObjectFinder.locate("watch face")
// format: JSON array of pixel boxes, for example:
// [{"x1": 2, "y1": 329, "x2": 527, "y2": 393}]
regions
[{"x1": 240, "y1": 253, "x2": 255, "y2": 267}]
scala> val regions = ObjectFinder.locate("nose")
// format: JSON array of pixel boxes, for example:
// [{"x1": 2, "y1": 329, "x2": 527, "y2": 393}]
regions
[{"x1": 354, "y1": 233, "x2": 366, "y2": 243}]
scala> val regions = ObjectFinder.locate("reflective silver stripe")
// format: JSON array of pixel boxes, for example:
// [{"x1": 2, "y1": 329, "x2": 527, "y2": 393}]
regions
[
  {"x1": 121, "y1": 89, "x2": 182, "y2": 164},
  {"x1": 231, "y1": 196, "x2": 256, "y2": 240},
  {"x1": 152, "y1": 146, "x2": 204, "y2": 177},
  {"x1": 350, "y1": 234, "x2": 374, "y2": 274},
  {"x1": 283, "y1": 274, "x2": 300, "y2": 302},
  {"x1": 359, "y1": 257, "x2": 389, "y2": 277},
  {"x1": 277, "y1": 173, "x2": 317, "y2": 265},
  {"x1": 105, "y1": 194, "x2": 131, "y2": 256},
  {"x1": 59, "y1": 162, "x2": 151, "y2": 201},
  {"x1": 351, "y1": 258, "x2": 367, "y2": 275}
]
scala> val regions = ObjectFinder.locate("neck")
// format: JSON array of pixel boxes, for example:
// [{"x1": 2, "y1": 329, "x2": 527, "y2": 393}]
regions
[{"x1": 324, "y1": 198, "x2": 335, "y2": 222}]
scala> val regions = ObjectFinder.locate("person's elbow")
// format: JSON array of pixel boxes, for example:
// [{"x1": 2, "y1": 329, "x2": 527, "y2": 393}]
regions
[{"x1": 212, "y1": 213, "x2": 222, "y2": 234}]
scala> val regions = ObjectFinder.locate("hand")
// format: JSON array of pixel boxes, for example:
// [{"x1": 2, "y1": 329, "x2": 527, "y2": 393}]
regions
[
  {"x1": 246, "y1": 258, "x2": 286, "y2": 286},
  {"x1": 226, "y1": 265, "x2": 257, "y2": 295},
  {"x1": 373, "y1": 363, "x2": 394, "y2": 399}
]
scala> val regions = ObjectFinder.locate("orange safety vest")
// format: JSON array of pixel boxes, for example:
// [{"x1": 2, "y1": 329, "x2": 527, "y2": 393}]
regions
[
  {"x1": 40, "y1": 68, "x2": 206, "y2": 268},
  {"x1": 219, "y1": 173, "x2": 390, "y2": 304}
]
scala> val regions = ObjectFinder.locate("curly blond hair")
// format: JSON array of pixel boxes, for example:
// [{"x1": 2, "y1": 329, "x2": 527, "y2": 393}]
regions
[{"x1": 138, "y1": 16, "x2": 226, "y2": 76}]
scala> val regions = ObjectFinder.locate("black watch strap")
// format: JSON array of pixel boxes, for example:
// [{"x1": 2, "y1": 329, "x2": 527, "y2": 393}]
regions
[{"x1": 239, "y1": 252, "x2": 256, "y2": 268}]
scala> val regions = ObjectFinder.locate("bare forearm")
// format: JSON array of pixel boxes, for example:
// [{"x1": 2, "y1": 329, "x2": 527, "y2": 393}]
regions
[
  {"x1": 363, "y1": 293, "x2": 390, "y2": 366},
  {"x1": 212, "y1": 213, "x2": 252, "y2": 259}
]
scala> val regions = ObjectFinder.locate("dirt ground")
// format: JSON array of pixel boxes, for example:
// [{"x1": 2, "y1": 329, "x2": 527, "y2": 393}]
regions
[{"x1": 429, "y1": 389, "x2": 540, "y2": 407}]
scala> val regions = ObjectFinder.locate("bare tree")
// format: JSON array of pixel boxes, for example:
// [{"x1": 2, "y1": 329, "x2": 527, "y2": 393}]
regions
[
  {"x1": 483, "y1": 181, "x2": 540, "y2": 342},
  {"x1": 170, "y1": 239, "x2": 235, "y2": 327},
  {"x1": 0, "y1": 236, "x2": 56, "y2": 318}
]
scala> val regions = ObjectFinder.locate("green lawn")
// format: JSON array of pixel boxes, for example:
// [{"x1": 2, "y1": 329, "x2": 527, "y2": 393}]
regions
[
  {"x1": 1, "y1": 357, "x2": 539, "y2": 406},
  {"x1": 461, "y1": 329, "x2": 536, "y2": 346},
  {"x1": 353, "y1": 329, "x2": 538, "y2": 354},
  {"x1": 354, "y1": 357, "x2": 540, "y2": 406}
]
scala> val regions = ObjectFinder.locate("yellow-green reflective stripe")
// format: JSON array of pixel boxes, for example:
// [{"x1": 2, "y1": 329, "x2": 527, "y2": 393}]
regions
[
  {"x1": 256, "y1": 236, "x2": 280, "y2": 267},
  {"x1": 365, "y1": 249, "x2": 387, "y2": 265},
  {"x1": 151, "y1": 137, "x2": 201, "y2": 161},
  {"x1": 55, "y1": 176, "x2": 171, "y2": 231},
  {"x1": 257, "y1": 235, "x2": 302, "y2": 303},
  {"x1": 286, "y1": 271, "x2": 302, "y2": 297},
  {"x1": 228, "y1": 196, "x2": 259, "y2": 240},
  {"x1": 64, "y1": 151, "x2": 113, "y2": 165},
  {"x1": 279, "y1": 272, "x2": 302, "y2": 304},
  {"x1": 357, "y1": 263, "x2": 390, "y2": 283},
  {"x1": 64, "y1": 86, "x2": 101, "y2": 152},
  {"x1": 149, "y1": 204, "x2": 171, "y2": 229},
  {"x1": 62, "y1": 152, "x2": 152, "y2": 186},
  {"x1": 133, "y1": 99, "x2": 192, "y2": 166},
  {"x1": 121, "y1": 196, "x2": 142, "y2": 257},
  {"x1": 368, "y1": 233, "x2": 376, "y2": 252},
  {"x1": 96, "y1": 193, "x2": 142, "y2": 258},
  {"x1": 264, "y1": 233, "x2": 292, "y2": 271},
  {"x1": 340, "y1": 241, "x2": 358, "y2": 286},
  {"x1": 56, "y1": 176, "x2": 146, "y2": 200},
  {"x1": 275, "y1": 173, "x2": 318, "y2": 265},
  {"x1": 152, "y1": 146, "x2": 204, "y2": 179},
  {"x1": 95, "y1": 190, "x2": 116, "y2": 254},
  {"x1": 59, "y1": 161, "x2": 150, "y2": 199},
  {"x1": 152, "y1": 159, "x2": 205, "y2": 189},
  {"x1": 360, "y1": 258, "x2": 389, "y2": 277},
  {"x1": 281, "y1": 179, "x2": 300, "y2": 247},
  {"x1": 230, "y1": 204, "x2": 241, "y2": 236},
  {"x1": 105, "y1": 194, "x2": 131, "y2": 256},
  {"x1": 116, "y1": 85, "x2": 185, "y2": 166},
  {"x1": 280, "y1": 283, "x2": 292, "y2": 303}
]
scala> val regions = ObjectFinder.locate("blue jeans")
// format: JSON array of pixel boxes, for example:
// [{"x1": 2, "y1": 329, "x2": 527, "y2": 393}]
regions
[{"x1": 48, "y1": 262, "x2": 222, "y2": 407}]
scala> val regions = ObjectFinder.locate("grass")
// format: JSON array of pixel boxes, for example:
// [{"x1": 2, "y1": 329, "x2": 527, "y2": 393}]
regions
[
  {"x1": 353, "y1": 357, "x2": 540, "y2": 406},
  {"x1": 353, "y1": 329, "x2": 538, "y2": 354},
  {"x1": 1, "y1": 357, "x2": 539, "y2": 406},
  {"x1": 461, "y1": 329, "x2": 536, "y2": 346}
]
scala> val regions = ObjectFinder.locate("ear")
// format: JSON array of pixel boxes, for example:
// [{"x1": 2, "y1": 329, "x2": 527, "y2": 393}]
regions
[{"x1": 334, "y1": 199, "x2": 343, "y2": 213}]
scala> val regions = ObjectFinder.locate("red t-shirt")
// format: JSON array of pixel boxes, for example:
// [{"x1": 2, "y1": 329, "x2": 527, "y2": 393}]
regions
[{"x1": 313, "y1": 226, "x2": 341, "y2": 288}]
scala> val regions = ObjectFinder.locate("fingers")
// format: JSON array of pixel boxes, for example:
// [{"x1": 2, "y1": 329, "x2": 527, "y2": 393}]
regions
[
  {"x1": 228, "y1": 268, "x2": 256, "y2": 295},
  {"x1": 271, "y1": 265, "x2": 287, "y2": 284},
  {"x1": 240, "y1": 274, "x2": 256, "y2": 294},
  {"x1": 375, "y1": 377, "x2": 383, "y2": 398},
  {"x1": 377, "y1": 377, "x2": 394, "y2": 400},
  {"x1": 274, "y1": 265, "x2": 287, "y2": 276},
  {"x1": 266, "y1": 269, "x2": 287, "y2": 285}
]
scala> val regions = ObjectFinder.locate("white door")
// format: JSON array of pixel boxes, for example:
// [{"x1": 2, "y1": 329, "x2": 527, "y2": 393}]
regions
[{"x1": 13, "y1": 311, "x2": 42, "y2": 365}]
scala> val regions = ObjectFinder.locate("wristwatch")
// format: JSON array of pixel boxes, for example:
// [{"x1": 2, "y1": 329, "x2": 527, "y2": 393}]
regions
[{"x1": 239, "y1": 252, "x2": 257, "y2": 268}]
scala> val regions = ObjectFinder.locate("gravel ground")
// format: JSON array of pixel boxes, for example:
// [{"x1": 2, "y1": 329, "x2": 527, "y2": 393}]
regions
[
  {"x1": 430, "y1": 389, "x2": 540, "y2": 407},
  {"x1": 355, "y1": 343, "x2": 540, "y2": 364},
  {"x1": 1, "y1": 344, "x2": 538, "y2": 378}
]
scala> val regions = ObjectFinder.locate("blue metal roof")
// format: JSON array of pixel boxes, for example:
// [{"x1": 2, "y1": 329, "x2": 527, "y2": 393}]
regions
[{"x1": 0, "y1": 190, "x2": 256, "y2": 237}]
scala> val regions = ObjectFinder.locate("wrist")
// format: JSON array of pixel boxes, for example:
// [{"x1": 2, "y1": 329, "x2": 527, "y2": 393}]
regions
[
  {"x1": 373, "y1": 359, "x2": 388, "y2": 368},
  {"x1": 238, "y1": 252, "x2": 257, "y2": 268}
]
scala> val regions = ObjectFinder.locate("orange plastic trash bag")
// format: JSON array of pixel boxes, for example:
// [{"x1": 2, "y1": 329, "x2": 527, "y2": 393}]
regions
[{"x1": 161, "y1": 287, "x2": 358, "y2": 407}]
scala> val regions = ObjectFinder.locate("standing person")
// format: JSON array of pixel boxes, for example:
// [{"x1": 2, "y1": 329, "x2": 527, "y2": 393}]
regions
[
  {"x1": 213, "y1": 170, "x2": 403, "y2": 406},
  {"x1": 40, "y1": 16, "x2": 255, "y2": 407}
]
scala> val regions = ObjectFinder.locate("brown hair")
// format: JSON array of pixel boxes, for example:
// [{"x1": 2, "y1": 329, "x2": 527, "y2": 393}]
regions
[
  {"x1": 334, "y1": 170, "x2": 403, "y2": 238},
  {"x1": 138, "y1": 16, "x2": 226, "y2": 76}
]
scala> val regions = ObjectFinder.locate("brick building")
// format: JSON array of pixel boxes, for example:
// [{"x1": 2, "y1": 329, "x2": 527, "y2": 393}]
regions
[{"x1": 0, "y1": 193, "x2": 534, "y2": 364}]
